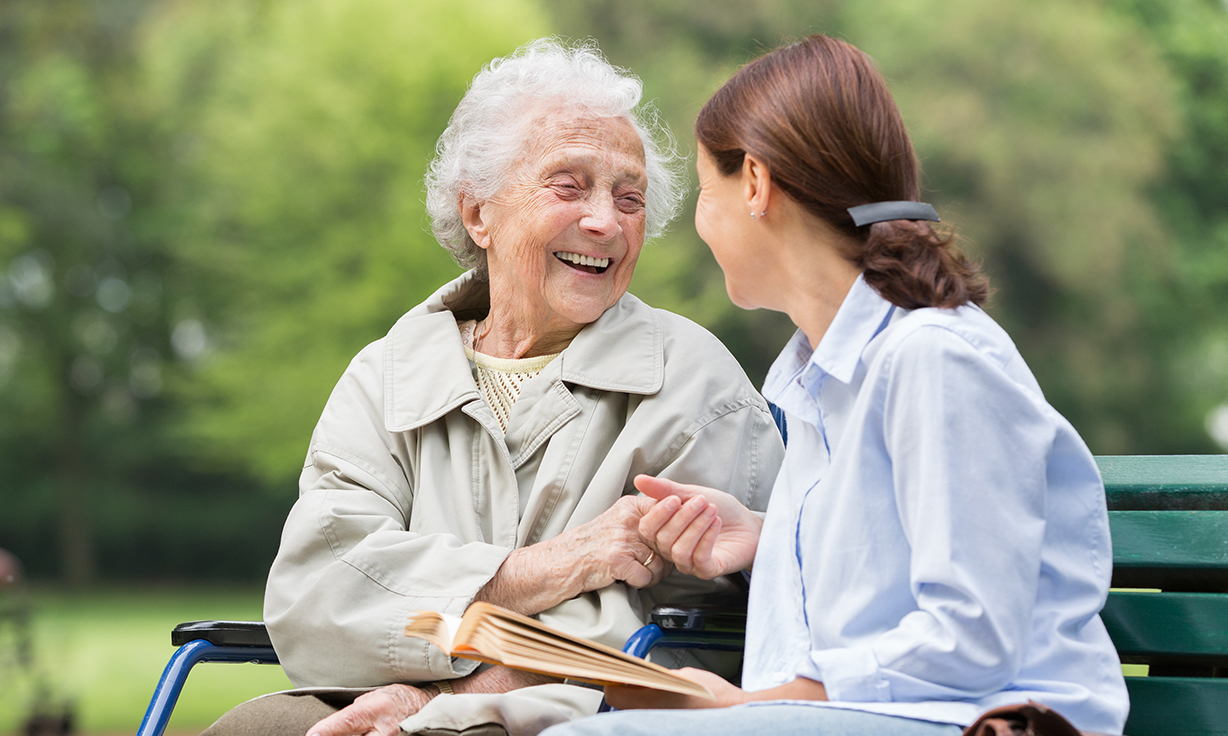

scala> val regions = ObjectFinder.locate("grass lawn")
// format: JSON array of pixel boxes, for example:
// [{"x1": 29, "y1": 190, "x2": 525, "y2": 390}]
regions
[{"x1": 0, "y1": 585, "x2": 292, "y2": 735}]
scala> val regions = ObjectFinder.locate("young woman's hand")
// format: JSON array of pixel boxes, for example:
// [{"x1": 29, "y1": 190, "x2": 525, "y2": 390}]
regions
[
  {"x1": 633, "y1": 475, "x2": 762, "y2": 578},
  {"x1": 605, "y1": 670, "x2": 828, "y2": 711},
  {"x1": 603, "y1": 668, "x2": 749, "y2": 710}
]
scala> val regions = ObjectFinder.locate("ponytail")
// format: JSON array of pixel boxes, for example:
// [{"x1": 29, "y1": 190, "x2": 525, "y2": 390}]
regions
[{"x1": 856, "y1": 220, "x2": 988, "y2": 309}]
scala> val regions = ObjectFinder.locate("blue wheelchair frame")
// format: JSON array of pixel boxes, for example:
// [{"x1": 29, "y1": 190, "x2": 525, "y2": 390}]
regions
[{"x1": 137, "y1": 621, "x2": 278, "y2": 736}]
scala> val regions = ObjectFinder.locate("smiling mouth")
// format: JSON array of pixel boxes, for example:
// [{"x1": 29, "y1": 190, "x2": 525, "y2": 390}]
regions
[{"x1": 555, "y1": 251, "x2": 610, "y2": 274}]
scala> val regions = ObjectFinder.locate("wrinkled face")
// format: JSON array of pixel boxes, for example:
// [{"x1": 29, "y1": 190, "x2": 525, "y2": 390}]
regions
[{"x1": 471, "y1": 111, "x2": 648, "y2": 331}]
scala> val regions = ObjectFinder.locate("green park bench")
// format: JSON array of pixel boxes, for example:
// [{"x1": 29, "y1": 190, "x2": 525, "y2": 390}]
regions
[
  {"x1": 1098, "y1": 454, "x2": 1228, "y2": 736},
  {"x1": 140, "y1": 455, "x2": 1228, "y2": 736}
]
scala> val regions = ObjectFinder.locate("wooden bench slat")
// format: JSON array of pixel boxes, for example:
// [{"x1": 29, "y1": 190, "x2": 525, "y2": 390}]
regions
[
  {"x1": 1098, "y1": 455, "x2": 1228, "y2": 510},
  {"x1": 1102, "y1": 592, "x2": 1228, "y2": 663},
  {"x1": 1123, "y1": 676, "x2": 1228, "y2": 736},
  {"x1": 1109, "y1": 511, "x2": 1228, "y2": 590}
]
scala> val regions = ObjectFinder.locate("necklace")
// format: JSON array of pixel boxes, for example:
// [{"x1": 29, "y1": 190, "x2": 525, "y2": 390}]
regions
[{"x1": 475, "y1": 317, "x2": 493, "y2": 354}]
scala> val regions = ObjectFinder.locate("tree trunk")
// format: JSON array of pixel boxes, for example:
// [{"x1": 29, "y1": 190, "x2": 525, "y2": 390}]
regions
[{"x1": 56, "y1": 358, "x2": 95, "y2": 587}]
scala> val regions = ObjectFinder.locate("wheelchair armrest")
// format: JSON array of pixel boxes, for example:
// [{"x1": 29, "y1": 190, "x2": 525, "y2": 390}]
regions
[
  {"x1": 171, "y1": 620, "x2": 272, "y2": 648},
  {"x1": 141, "y1": 621, "x2": 277, "y2": 736},
  {"x1": 650, "y1": 605, "x2": 746, "y2": 633},
  {"x1": 624, "y1": 603, "x2": 747, "y2": 658}
]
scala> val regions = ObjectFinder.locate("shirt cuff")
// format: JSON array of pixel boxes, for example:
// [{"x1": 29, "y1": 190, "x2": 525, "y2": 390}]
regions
[{"x1": 802, "y1": 647, "x2": 893, "y2": 702}]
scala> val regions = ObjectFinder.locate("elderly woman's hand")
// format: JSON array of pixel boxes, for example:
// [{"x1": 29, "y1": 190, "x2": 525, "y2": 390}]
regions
[
  {"x1": 307, "y1": 668, "x2": 559, "y2": 736},
  {"x1": 307, "y1": 684, "x2": 433, "y2": 736},
  {"x1": 476, "y1": 494, "x2": 669, "y2": 615},
  {"x1": 634, "y1": 475, "x2": 762, "y2": 579},
  {"x1": 557, "y1": 494, "x2": 672, "y2": 591}
]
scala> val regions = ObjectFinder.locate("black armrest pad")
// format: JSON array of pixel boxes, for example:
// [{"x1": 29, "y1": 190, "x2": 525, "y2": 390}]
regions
[
  {"x1": 172, "y1": 620, "x2": 273, "y2": 648},
  {"x1": 651, "y1": 604, "x2": 747, "y2": 633}
]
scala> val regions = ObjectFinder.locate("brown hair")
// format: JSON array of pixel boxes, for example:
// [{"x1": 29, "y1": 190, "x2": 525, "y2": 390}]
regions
[{"x1": 695, "y1": 35, "x2": 988, "y2": 309}]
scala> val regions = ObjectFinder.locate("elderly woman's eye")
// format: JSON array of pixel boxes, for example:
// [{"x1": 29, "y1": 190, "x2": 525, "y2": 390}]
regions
[{"x1": 552, "y1": 181, "x2": 584, "y2": 197}]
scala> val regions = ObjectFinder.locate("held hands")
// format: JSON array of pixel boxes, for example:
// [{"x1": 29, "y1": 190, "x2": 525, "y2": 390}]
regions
[
  {"x1": 476, "y1": 494, "x2": 670, "y2": 616},
  {"x1": 552, "y1": 494, "x2": 672, "y2": 592},
  {"x1": 479, "y1": 475, "x2": 758, "y2": 616},
  {"x1": 634, "y1": 475, "x2": 762, "y2": 579}
]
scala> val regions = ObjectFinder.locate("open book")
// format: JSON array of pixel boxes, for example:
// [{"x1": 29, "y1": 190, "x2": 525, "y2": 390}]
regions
[{"x1": 403, "y1": 601, "x2": 714, "y2": 699}]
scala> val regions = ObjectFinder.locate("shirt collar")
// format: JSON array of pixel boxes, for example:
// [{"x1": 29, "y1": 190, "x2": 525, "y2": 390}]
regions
[
  {"x1": 385, "y1": 271, "x2": 662, "y2": 431},
  {"x1": 811, "y1": 273, "x2": 896, "y2": 385},
  {"x1": 763, "y1": 273, "x2": 895, "y2": 407}
]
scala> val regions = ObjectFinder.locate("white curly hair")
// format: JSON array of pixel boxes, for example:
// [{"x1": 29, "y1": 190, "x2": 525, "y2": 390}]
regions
[{"x1": 424, "y1": 38, "x2": 686, "y2": 278}]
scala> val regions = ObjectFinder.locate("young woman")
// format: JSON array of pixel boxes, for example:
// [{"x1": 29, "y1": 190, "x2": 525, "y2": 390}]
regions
[{"x1": 541, "y1": 34, "x2": 1129, "y2": 736}]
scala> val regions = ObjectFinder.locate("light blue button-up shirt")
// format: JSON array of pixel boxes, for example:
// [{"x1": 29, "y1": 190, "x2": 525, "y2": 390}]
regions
[{"x1": 741, "y1": 275, "x2": 1129, "y2": 733}]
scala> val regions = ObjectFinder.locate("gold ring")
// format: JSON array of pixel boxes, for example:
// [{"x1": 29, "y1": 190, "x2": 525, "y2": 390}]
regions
[{"x1": 643, "y1": 551, "x2": 655, "y2": 567}]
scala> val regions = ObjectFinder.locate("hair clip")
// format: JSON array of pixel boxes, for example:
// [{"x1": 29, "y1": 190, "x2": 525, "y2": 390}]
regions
[{"x1": 847, "y1": 201, "x2": 940, "y2": 227}]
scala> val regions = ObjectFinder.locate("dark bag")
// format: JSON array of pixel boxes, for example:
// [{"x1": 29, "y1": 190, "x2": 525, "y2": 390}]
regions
[{"x1": 962, "y1": 702, "x2": 1086, "y2": 736}]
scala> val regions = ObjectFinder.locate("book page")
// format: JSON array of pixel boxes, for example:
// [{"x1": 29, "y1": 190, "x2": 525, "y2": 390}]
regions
[{"x1": 403, "y1": 610, "x2": 465, "y2": 654}]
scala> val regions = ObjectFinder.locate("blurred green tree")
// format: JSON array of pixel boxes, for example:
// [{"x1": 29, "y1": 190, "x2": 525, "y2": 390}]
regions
[
  {"x1": 0, "y1": 0, "x2": 183, "y2": 584},
  {"x1": 843, "y1": 0, "x2": 1185, "y2": 453},
  {"x1": 148, "y1": 0, "x2": 550, "y2": 484},
  {"x1": 1107, "y1": 0, "x2": 1228, "y2": 450}
]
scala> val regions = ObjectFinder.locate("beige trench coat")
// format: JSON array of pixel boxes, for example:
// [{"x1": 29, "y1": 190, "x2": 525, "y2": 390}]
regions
[{"x1": 263, "y1": 271, "x2": 784, "y2": 733}]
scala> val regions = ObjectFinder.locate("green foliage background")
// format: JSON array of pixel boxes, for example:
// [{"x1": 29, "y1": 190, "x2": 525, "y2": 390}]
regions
[{"x1": 2, "y1": 0, "x2": 1228, "y2": 586}]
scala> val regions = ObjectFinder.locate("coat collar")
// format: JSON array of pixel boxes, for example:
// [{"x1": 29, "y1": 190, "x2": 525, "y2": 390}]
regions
[{"x1": 384, "y1": 271, "x2": 663, "y2": 432}]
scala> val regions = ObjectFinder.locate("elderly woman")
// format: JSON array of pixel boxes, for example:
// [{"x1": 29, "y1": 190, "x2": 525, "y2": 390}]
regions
[{"x1": 203, "y1": 39, "x2": 783, "y2": 736}]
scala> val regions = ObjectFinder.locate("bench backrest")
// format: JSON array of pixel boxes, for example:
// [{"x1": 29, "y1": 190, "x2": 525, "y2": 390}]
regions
[{"x1": 1099, "y1": 455, "x2": 1228, "y2": 736}]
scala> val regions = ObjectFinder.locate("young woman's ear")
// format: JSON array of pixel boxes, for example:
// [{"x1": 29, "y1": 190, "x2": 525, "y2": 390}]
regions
[{"x1": 742, "y1": 154, "x2": 773, "y2": 219}]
